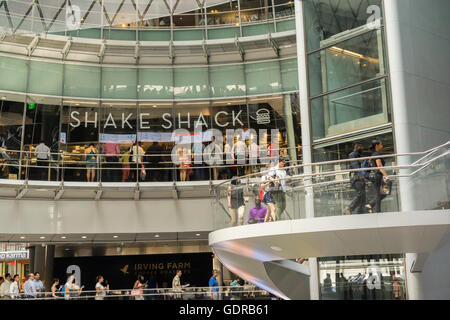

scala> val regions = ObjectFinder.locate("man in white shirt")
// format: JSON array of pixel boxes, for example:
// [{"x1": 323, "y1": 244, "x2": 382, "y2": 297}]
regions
[
  {"x1": 9, "y1": 275, "x2": 20, "y2": 299},
  {"x1": 248, "y1": 136, "x2": 259, "y2": 174},
  {"x1": 34, "y1": 140, "x2": 50, "y2": 180},
  {"x1": 172, "y1": 270, "x2": 184, "y2": 299},
  {"x1": 232, "y1": 137, "x2": 247, "y2": 176},
  {"x1": 0, "y1": 273, "x2": 11, "y2": 299}
]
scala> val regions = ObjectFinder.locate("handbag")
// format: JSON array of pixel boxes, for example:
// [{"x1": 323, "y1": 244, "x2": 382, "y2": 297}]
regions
[{"x1": 380, "y1": 180, "x2": 393, "y2": 196}]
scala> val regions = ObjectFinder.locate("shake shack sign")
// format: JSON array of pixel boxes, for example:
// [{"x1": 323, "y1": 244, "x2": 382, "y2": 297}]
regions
[{"x1": 69, "y1": 108, "x2": 271, "y2": 129}]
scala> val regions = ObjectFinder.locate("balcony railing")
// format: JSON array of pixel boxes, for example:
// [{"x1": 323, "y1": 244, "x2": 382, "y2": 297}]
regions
[{"x1": 211, "y1": 141, "x2": 450, "y2": 229}]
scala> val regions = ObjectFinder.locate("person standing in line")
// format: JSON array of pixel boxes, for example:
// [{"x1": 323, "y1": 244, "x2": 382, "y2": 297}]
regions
[
  {"x1": 366, "y1": 139, "x2": 390, "y2": 213},
  {"x1": 345, "y1": 142, "x2": 366, "y2": 215},
  {"x1": 248, "y1": 135, "x2": 259, "y2": 174},
  {"x1": 34, "y1": 140, "x2": 50, "y2": 180},
  {"x1": 131, "y1": 275, "x2": 147, "y2": 300},
  {"x1": 209, "y1": 270, "x2": 220, "y2": 300},
  {"x1": 102, "y1": 141, "x2": 120, "y2": 182},
  {"x1": 227, "y1": 177, "x2": 247, "y2": 227},
  {"x1": 232, "y1": 136, "x2": 247, "y2": 176},
  {"x1": 95, "y1": 275, "x2": 108, "y2": 300},
  {"x1": 172, "y1": 270, "x2": 184, "y2": 300},
  {"x1": 131, "y1": 142, "x2": 146, "y2": 181},
  {"x1": 51, "y1": 278, "x2": 62, "y2": 298},
  {"x1": 23, "y1": 273, "x2": 37, "y2": 298},
  {"x1": 177, "y1": 144, "x2": 191, "y2": 182},
  {"x1": 248, "y1": 198, "x2": 267, "y2": 224},
  {"x1": 121, "y1": 148, "x2": 131, "y2": 182},
  {"x1": 9, "y1": 275, "x2": 21, "y2": 299},
  {"x1": 84, "y1": 143, "x2": 98, "y2": 182},
  {"x1": 34, "y1": 272, "x2": 45, "y2": 297},
  {"x1": 0, "y1": 273, "x2": 11, "y2": 299}
]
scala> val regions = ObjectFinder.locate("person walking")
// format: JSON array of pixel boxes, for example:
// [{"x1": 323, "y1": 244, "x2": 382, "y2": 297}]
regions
[
  {"x1": 95, "y1": 275, "x2": 108, "y2": 300},
  {"x1": 0, "y1": 273, "x2": 11, "y2": 299},
  {"x1": 34, "y1": 140, "x2": 50, "y2": 180},
  {"x1": 345, "y1": 142, "x2": 366, "y2": 215},
  {"x1": 261, "y1": 162, "x2": 276, "y2": 222},
  {"x1": 172, "y1": 270, "x2": 184, "y2": 300},
  {"x1": 227, "y1": 177, "x2": 247, "y2": 226},
  {"x1": 131, "y1": 142, "x2": 146, "y2": 181},
  {"x1": 84, "y1": 143, "x2": 98, "y2": 182},
  {"x1": 209, "y1": 270, "x2": 220, "y2": 300},
  {"x1": 366, "y1": 139, "x2": 390, "y2": 213}
]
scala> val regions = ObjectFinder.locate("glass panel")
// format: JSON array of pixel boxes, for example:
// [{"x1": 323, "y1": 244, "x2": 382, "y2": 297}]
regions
[
  {"x1": 138, "y1": 30, "x2": 171, "y2": 41},
  {"x1": 275, "y1": 18, "x2": 295, "y2": 32},
  {"x1": 310, "y1": 78, "x2": 389, "y2": 140},
  {"x1": 60, "y1": 101, "x2": 100, "y2": 182},
  {"x1": 207, "y1": 27, "x2": 240, "y2": 40},
  {"x1": 22, "y1": 96, "x2": 61, "y2": 181},
  {"x1": 108, "y1": 29, "x2": 137, "y2": 41},
  {"x1": 102, "y1": 67, "x2": 138, "y2": 99},
  {"x1": 280, "y1": 59, "x2": 299, "y2": 92},
  {"x1": 174, "y1": 102, "x2": 212, "y2": 181},
  {"x1": 64, "y1": 64, "x2": 101, "y2": 99},
  {"x1": 28, "y1": 61, "x2": 63, "y2": 96},
  {"x1": 0, "y1": 97, "x2": 25, "y2": 179},
  {"x1": 173, "y1": 29, "x2": 205, "y2": 41},
  {"x1": 138, "y1": 68, "x2": 173, "y2": 100},
  {"x1": 210, "y1": 64, "x2": 246, "y2": 98},
  {"x1": 319, "y1": 254, "x2": 406, "y2": 300},
  {"x1": 99, "y1": 102, "x2": 138, "y2": 182},
  {"x1": 138, "y1": 102, "x2": 174, "y2": 182},
  {"x1": 174, "y1": 67, "x2": 209, "y2": 99},
  {"x1": 0, "y1": 56, "x2": 28, "y2": 93},
  {"x1": 304, "y1": 0, "x2": 383, "y2": 52},
  {"x1": 242, "y1": 22, "x2": 274, "y2": 37},
  {"x1": 308, "y1": 29, "x2": 385, "y2": 97},
  {"x1": 245, "y1": 61, "x2": 282, "y2": 96}
]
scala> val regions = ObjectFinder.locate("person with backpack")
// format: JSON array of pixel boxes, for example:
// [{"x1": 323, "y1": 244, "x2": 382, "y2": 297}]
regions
[
  {"x1": 366, "y1": 139, "x2": 391, "y2": 213},
  {"x1": 345, "y1": 142, "x2": 366, "y2": 215}
]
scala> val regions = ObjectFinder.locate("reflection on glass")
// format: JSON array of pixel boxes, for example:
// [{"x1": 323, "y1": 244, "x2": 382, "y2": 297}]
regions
[
  {"x1": 319, "y1": 254, "x2": 406, "y2": 300},
  {"x1": 311, "y1": 78, "x2": 389, "y2": 140}
]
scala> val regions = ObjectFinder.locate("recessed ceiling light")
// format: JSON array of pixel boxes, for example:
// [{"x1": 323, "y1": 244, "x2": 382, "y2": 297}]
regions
[
  {"x1": 81, "y1": 236, "x2": 87, "y2": 239},
  {"x1": 20, "y1": 236, "x2": 25, "y2": 239},
  {"x1": 1, "y1": 96, "x2": 6, "y2": 100},
  {"x1": 40, "y1": 236, "x2": 46, "y2": 239},
  {"x1": 65, "y1": 248, "x2": 70, "y2": 251},
  {"x1": 195, "y1": 233, "x2": 201, "y2": 236},
  {"x1": 113, "y1": 235, "x2": 118, "y2": 238},
  {"x1": 61, "y1": 236, "x2": 66, "y2": 239},
  {"x1": 154, "y1": 234, "x2": 160, "y2": 238},
  {"x1": 270, "y1": 246, "x2": 283, "y2": 252},
  {"x1": 152, "y1": 105, "x2": 157, "y2": 108}
]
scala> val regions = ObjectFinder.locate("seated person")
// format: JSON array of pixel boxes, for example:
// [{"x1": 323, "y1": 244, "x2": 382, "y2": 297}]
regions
[{"x1": 248, "y1": 198, "x2": 267, "y2": 224}]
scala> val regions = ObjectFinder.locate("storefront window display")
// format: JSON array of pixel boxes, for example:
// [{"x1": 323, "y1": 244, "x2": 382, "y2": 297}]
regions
[{"x1": 319, "y1": 254, "x2": 407, "y2": 300}]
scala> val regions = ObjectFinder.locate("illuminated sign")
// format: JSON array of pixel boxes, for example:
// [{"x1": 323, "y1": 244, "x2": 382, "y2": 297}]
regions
[{"x1": 0, "y1": 251, "x2": 29, "y2": 261}]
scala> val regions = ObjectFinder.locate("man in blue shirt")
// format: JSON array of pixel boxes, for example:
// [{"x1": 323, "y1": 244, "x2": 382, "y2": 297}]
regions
[
  {"x1": 34, "y1": 272, "x2": 45, "y2": 296},
  {"x1": 23, "y1": 273, "x2": 37, "y2": 298},
  {"x1": 208, "y1": 269, "x2": 220, "y2": 300}
]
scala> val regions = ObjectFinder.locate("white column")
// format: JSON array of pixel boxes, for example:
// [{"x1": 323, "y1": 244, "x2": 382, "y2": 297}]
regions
[{"x1": 294, "y1": 0, "x2": 320, "y2": 300}]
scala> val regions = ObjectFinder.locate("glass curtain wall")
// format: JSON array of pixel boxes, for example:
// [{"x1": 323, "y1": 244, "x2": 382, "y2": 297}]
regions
[
  {"x1": 303, "y1": 0, "x2": 391, "y2": 141},
  {"x1": 0, "y1": 56, "x2": 300, "y2": 183}
]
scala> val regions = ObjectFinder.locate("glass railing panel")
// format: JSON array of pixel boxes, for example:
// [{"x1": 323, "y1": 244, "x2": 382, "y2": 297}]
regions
[
  {"x1": 242, "y1": 22, "x2": 275, "y2": 37},
  {"x1": 275, "y1": 18, "x2": 296, "y2": 32},
  {"x1": 138, "y1": 30, "x2": 171, "y2": 42},
  {"x1": 173, "y1": 29, "x2": 205, "y2": 41},
  {"x1": 207, "y1": 26, "x2": 240, "y2": 40}
]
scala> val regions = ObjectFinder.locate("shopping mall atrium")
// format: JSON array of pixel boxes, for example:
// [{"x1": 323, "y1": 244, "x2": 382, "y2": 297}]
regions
[{"x1": 0, "y1": 0, "x2": 448, "y2": 301}]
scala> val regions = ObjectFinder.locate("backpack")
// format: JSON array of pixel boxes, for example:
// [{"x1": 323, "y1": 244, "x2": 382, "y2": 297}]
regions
[{"x1": 361, "y1": 159, "x2": 376, "y2": 182}]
